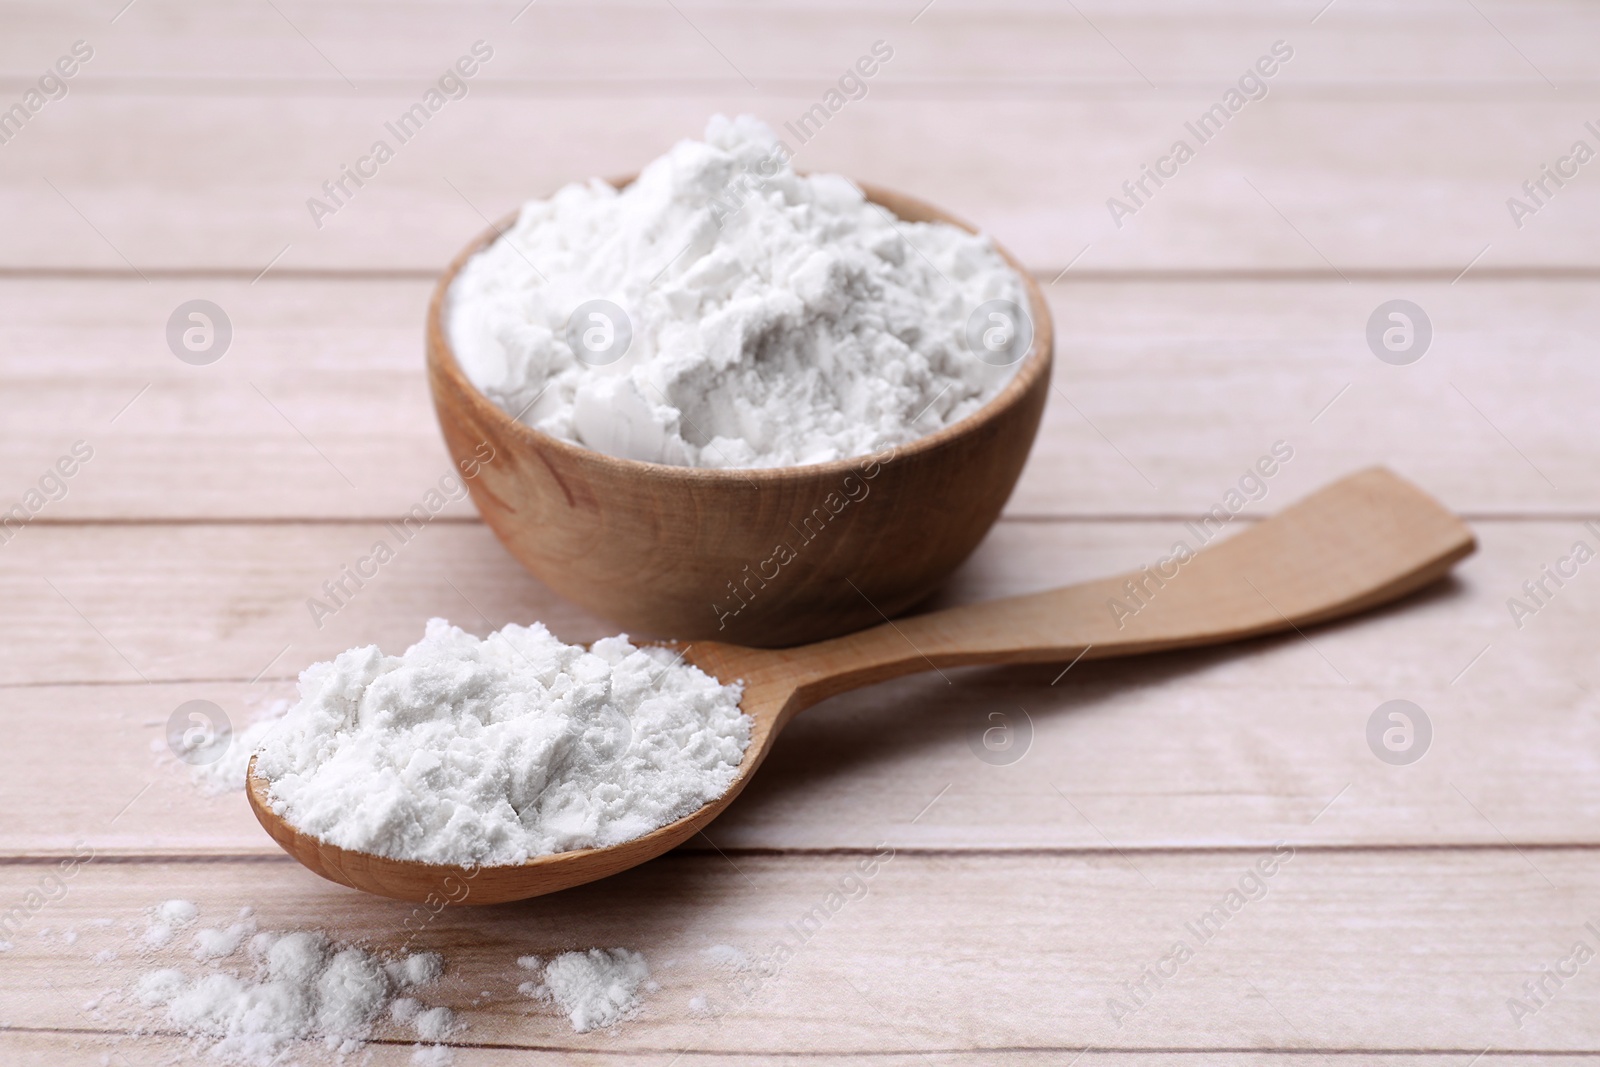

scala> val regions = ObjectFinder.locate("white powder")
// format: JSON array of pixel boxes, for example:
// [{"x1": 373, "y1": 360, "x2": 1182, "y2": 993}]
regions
[
  {"x1": 702, "y1": 943, "x2": 748, "y2": 966},
  {"x1": 389, "y1": 952, "x2": 444, "y2": 987},
  {"x1": 411, "y1": 1045, "x2": 456, "y2": 1066},
  {"x1": 518, "y1": 948, "x2": 650, "y2": 1032},
  {"x1": 192, "y1": 919, "x2": 256, "y2": 960},
  {"x1": 412, "y1": 1004, "x2": 459, "y2": 1042},
  {"x1": 189, "y1": 701, "x2": 289, "y2": 796},
  {"x1": 135, "y1": 911, "x2": 454, "y2": 1065},
  {"x1": 447, "y1": 114, "x2": 1028, "y2": 469},
  {"x1": 157, "y1": 899, "x2": 199, "y2": 926},
  {"x1": 143, "y1": 899, "x2": 200, "y2": 948},
  {"x1": 253, "y1": 618, "x2": 749, "y2": 865}
]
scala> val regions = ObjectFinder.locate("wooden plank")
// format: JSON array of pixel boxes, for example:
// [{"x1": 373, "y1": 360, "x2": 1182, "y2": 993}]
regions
[
  {"x1": 2, "y1": 92, "x2": 1599, "y2": 273},
  {"x1": 0, "y1": 521, "x2": 606, "y2": 687},
  {"x1": 1, "y1": 518, "x2": 1593, "y2": 852},
  {"x1": 0, "y1": 278, "x2": 466, "y2": 523},
  {"x1": 4, "y1": 0, "x2": 1597, "y2": 88},
  {"x1": 0, "y1": 1038, "x2": 1579, "y2": 1067},
  {"x1": 2, "y1": 5, "x2": 1590, "y2": 1059},
  {"x1": 0, "y1": 278, "x2": 1593, "y2": 520},
  {"x1": 2, "y1": 850, "x2": 1599, "y2": 1052},
  {"x1": 1029, "y1": 277, "x2": 1600, "y2": 518}
]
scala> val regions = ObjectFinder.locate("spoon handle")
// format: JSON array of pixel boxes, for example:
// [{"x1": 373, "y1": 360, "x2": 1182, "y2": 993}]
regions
[{"x1": 777, "y1": 467, "x2": 1474, "y2": 704}]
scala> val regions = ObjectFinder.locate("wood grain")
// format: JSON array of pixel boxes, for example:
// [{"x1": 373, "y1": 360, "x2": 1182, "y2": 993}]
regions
[
  {"x1": 1, "y1": 278, "x2": 1596, "y2": 522},
  {"x1": 5, "y1": 0, "x2": 1598, "y2": 88},
  {"x1": 2, "y1": 2, "x2": 1590, "y2": 277},
  {"x1": 9, "y1": 0, "x2": 1600, "y2": 96},
  {"x1": 1, "y1": 94, "x2": 1598, "y2": 274},
  {"x1": 0, "y1": 1038, "x2": 1580, "y2": 1067},
  {"x1": 5, "y1": 850, "x2": 1600, "y2": 1054},
  {"x1": 0, "y1": 0, "x2": 1595, "y2": 1058}
]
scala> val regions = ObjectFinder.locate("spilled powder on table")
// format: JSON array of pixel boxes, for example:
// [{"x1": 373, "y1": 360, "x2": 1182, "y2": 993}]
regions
[
  {"x1": 131, "y1": 902, "x2": 459, "y2": 1065},
  {"x1": 517, "y1": 948, "x2": 653, "y2": 1032},
  {"x1": 142, "y1": 898, "x2": 199, "y2": 949}
]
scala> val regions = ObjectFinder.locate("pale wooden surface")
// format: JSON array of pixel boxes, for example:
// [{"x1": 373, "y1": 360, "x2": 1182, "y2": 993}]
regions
[{"x1": 2, "y1": 0, "x2": 1597, "y2": 1061}]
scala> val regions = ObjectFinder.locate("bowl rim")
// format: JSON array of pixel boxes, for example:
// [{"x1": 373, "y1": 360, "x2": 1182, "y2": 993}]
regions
[{"x1": 426, "y1": 176, "x2": 1054, "y2": 484}]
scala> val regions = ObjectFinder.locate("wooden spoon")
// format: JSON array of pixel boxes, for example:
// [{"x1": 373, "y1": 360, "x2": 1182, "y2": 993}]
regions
[{"x1": 248, "y1": 467, "x2": 1474, "y2": 905}]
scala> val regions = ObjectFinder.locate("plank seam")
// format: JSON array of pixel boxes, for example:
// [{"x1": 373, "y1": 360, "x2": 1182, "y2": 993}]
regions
[
  {"x1": 9, "y1": 514, "x2": 1596, "y2": 529},
  {"x1": 4, "y1": 267, "x2": 1600, "y2": 283},
  {"x1": 5, "y1": 843, "x2": 1600, "y2": 864},
  {"x1": 1, "y1": 1026, "x2": 1595, "y2": 1056},
  {"x1": 0, "y1": 77, "x2": 1597, "y2": 102}
]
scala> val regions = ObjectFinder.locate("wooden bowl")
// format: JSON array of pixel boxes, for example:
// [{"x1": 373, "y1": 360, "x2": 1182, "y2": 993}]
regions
[{"x1": 426, "y1": 182, "x2": 1053, "y2": 647}]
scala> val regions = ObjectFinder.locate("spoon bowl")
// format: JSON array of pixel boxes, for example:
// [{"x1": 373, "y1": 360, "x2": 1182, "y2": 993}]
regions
[{"x1": 248, "y1": 467, "x2": 1475, "y2": 904}]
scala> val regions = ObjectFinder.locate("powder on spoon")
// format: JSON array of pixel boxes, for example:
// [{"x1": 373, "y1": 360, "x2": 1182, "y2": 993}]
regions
[
  {"x1": 447, "y1": 113, "x2": 1029, "y2": 469},
  {"x1": 252, "y1": 618, "x2": 749, "y2": 865}
]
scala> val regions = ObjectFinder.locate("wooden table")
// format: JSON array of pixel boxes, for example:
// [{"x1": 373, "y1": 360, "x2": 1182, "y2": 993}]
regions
[{"x1": 3, "y1": 1, "x2": 1597, "y2": 1062}]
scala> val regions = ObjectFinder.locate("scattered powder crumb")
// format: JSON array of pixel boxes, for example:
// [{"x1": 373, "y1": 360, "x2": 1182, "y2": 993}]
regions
[
  {"x1": 701, "y1": 943, "x2": 754, "y2": 988},
  {"x1": 413, "y1": 1005, "x2": 460, "y2": 1042},
  {"x1": 143, "y1": 899, "x2": 199, "y2": 948},
  {"x1": 688, "y1": 995, "x2": 709, "y2": 1013},
  {"x1": 411, "y1": 1045, "x2": 455, "y2": 1066},
  {"x1": 519, "y1": 948, "x2": 650, "y2": 1033},
  {"x1": 94, "y1": 949, "x2": 117, "y2": 963},
  {"x1": 157, "y1": 900, "x2": 200, "y2": 926},
  {"x1": 188, "y1": 701, "x2": 290, "y2": 796},
  {"x1": 133, "y1": 905, "x2": 458, "y2": 1066},
  {"x1": 388, "y1": 952, "x2": 444, "y2": 988},
  {"x1": 192, "y1": 920, "x2": 256, "y2": 961},
  {"x1": 254, "y1": 619, "x2": 749, "y2": 865},
  {"x1": 702, "y1": 944, "x2": 747, "y2": 964}
]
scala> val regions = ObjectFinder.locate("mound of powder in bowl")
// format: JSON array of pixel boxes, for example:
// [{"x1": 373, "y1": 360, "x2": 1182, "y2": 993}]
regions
[
  {"x1": 446, "y1": 113, "x2": 1031, "y2": 468},
  {"x1": 252, "y1": 619, "x2": 749, "y2": 865}
]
